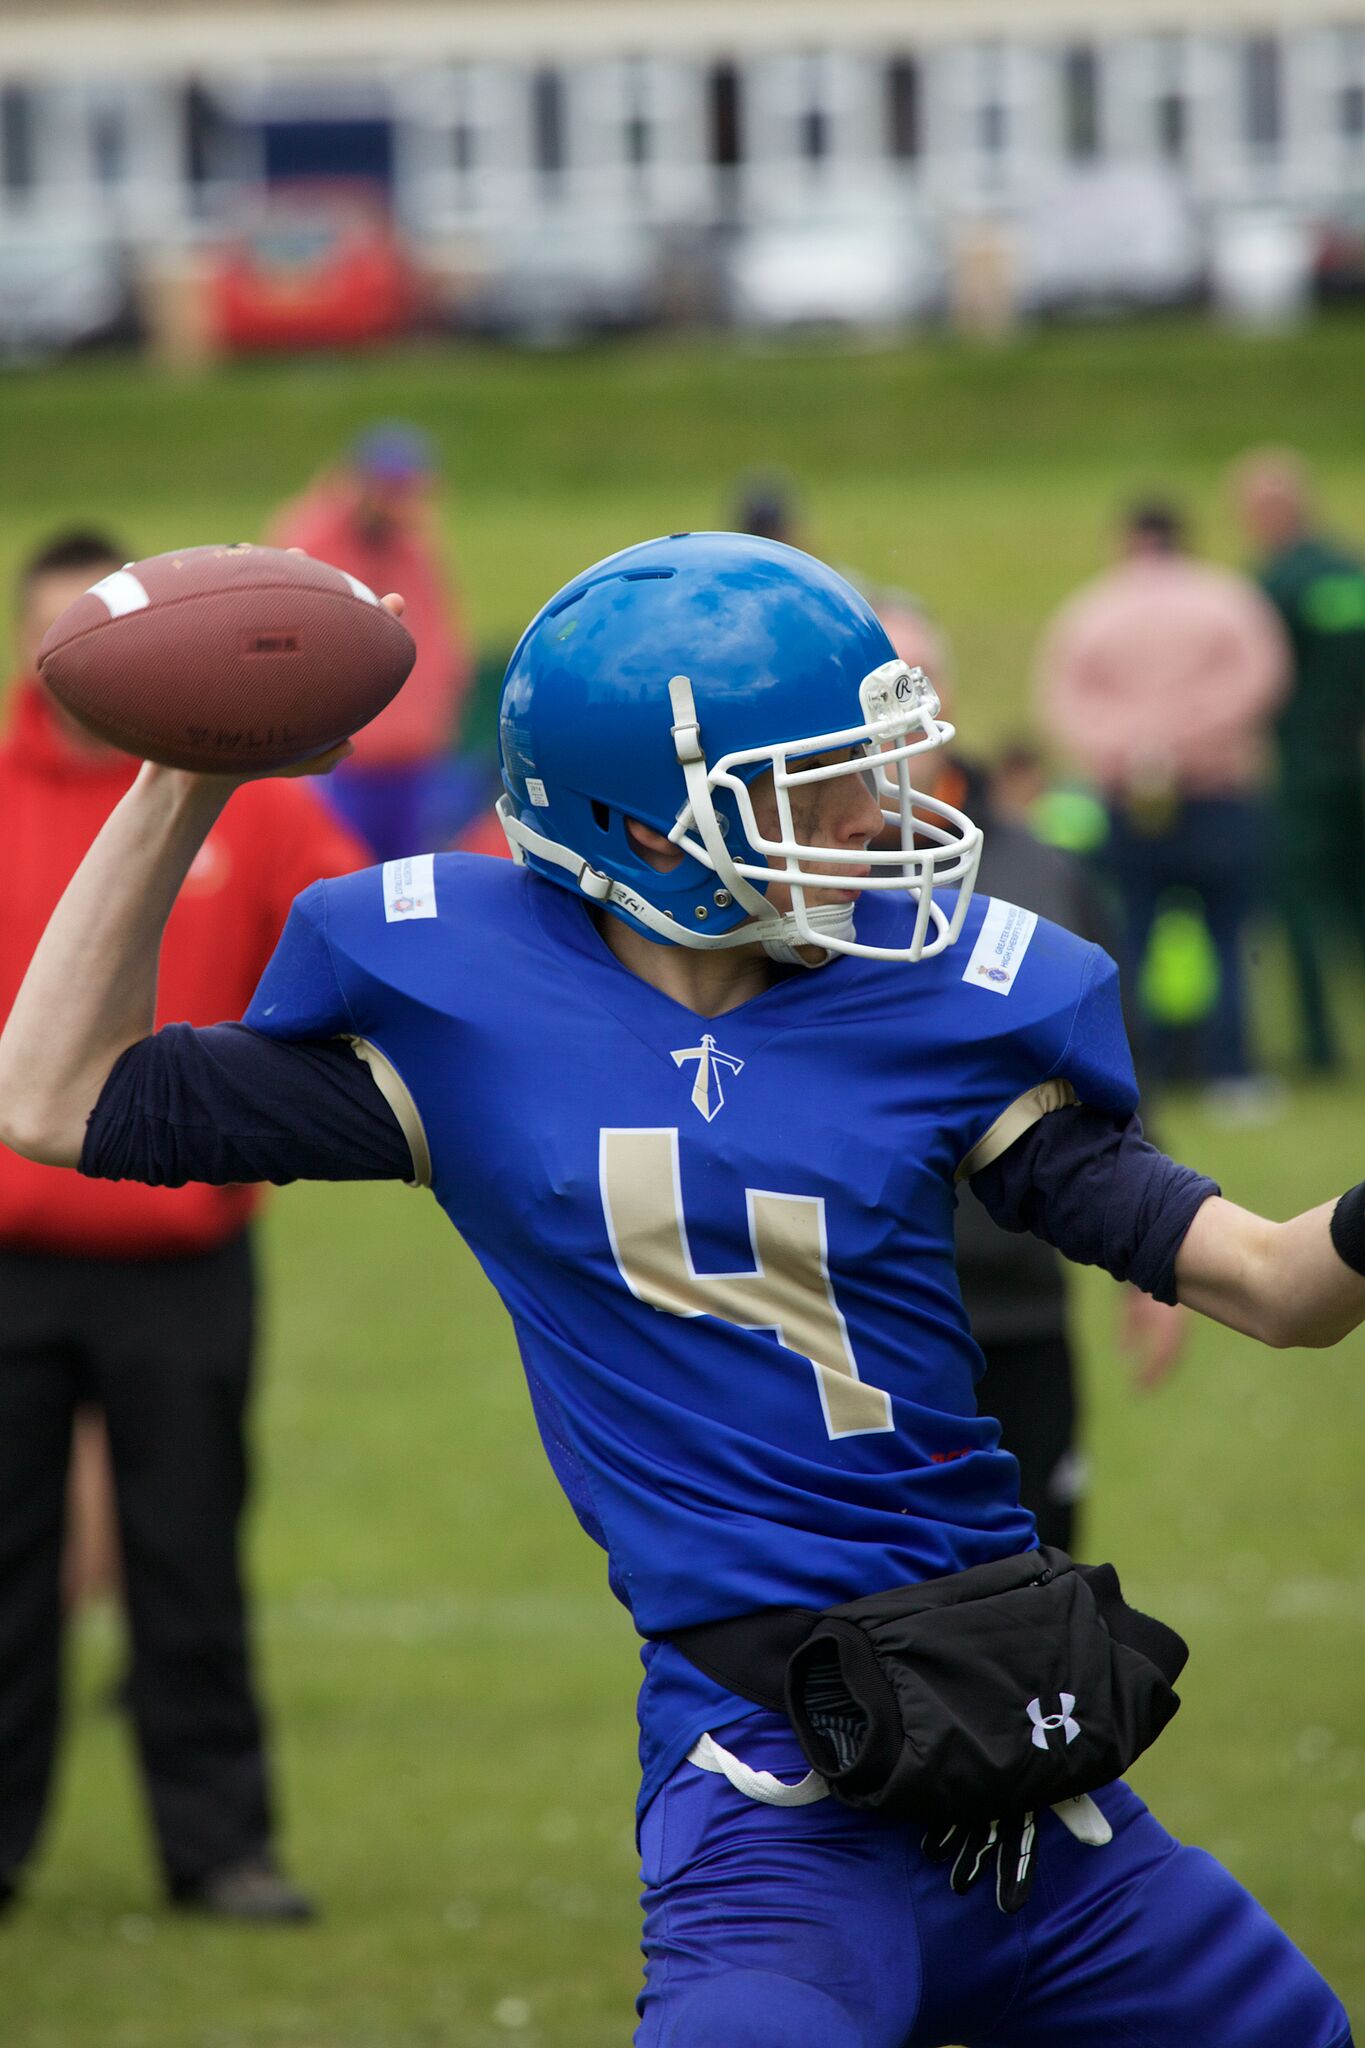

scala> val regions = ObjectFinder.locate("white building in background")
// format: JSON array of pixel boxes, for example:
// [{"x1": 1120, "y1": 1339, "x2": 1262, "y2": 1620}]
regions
[{"x1": 1, "y1": 0, "x2": 1364, "y2": 319}]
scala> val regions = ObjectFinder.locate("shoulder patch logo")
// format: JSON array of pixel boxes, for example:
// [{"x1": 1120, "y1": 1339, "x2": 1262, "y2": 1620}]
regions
[
  {"x1": 671, "y1": 1033, "x2": 744, "y2": 1122},
  {"x1": 962, "y1": 899, "x2": 1037, "y2": 995},
  {"x1": 383, "y1": 852, "x2": 437, "y2": 923}
]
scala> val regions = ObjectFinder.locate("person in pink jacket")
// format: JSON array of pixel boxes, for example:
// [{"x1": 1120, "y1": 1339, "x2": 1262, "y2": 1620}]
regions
[
  {"x1": 269, "y1": 424, "x2": 484, "y2": 859},
  {"x1": 1037, "y1": 502, "x2": 1290, "y2": 1101}
]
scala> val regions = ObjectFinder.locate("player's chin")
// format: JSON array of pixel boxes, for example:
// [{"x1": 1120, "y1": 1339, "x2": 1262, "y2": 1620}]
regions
[{"x1": 764, "y1": 875, "x2": 866, "y2": 916}]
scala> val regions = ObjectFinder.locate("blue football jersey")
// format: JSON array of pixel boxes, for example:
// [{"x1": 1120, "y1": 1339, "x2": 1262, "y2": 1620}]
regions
[{"x1": 244, "y1": 855, "x2": 1137, "y2": 1809}]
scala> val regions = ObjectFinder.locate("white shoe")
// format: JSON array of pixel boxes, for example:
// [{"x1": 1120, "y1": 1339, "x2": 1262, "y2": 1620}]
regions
[{"x1": 1201, "y1": 1076, "x2": 1286, "y2": 1126}]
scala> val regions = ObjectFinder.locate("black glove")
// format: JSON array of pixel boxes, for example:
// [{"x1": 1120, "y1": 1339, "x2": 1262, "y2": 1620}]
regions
[
  {"x1": 923, "y1": 1812, "x2": 1039, "y2": 1914},
  {"x1": 923, "y1": 1793, "x2": 1113, "y2": 1915}
]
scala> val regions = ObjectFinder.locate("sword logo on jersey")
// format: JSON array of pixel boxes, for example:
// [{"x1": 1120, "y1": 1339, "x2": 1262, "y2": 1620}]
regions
[{"x1": 671, "y1": 1033, "x2": 745, "y2": 1122}]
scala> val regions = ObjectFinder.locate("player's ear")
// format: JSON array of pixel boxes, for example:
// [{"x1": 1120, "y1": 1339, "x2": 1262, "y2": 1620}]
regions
[{"x1": 624, "y1": 817, "x2": 685, "y2": 871}]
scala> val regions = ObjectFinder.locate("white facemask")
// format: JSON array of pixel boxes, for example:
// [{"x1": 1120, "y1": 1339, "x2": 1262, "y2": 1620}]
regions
[
  {"x1": 665, "y1": 663, "x2": 982, "y2": 963},
  {"x1": 498, "y1": 661, "x2": 982, "y2": 966}
]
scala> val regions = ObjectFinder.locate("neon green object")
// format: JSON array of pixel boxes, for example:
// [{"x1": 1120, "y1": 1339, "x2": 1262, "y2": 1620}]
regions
[
  {"x1": 1140, "y1": 893, "x2": 1220, "y2": 1027},
  {"x1": 1031, "y1": 786, "x2": 1110, "y2": 856}
]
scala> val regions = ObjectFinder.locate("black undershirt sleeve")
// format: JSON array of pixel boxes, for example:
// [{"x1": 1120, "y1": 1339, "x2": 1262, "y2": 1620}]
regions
[
  {"x1": 80, "y1": 1029, "x2": 1216, "y2": 1298},
  {"x1": 79, "y1": 1021, "x2": 414, "y2": 1188},
  {"x1": 968, "y1": 1103, "x2": 1219, "y2": 1305}
]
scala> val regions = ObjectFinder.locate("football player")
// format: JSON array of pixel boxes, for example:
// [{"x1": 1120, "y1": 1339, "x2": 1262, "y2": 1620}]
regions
[{"x1": 0, "y1": 535, "x2": 1359, "y2": 2048}]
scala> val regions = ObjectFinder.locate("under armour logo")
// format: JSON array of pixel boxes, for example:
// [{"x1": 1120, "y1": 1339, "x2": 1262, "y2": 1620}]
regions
[
  {"x1": 1026, "y1": 1694, "x2": 1081, "y2": 1750},
  {"x1": 671, "y1": 1033, "x2": 744, "y2": 1122}
]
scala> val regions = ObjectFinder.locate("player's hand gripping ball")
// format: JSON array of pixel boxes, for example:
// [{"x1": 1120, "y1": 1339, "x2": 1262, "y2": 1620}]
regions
[{"x1": 36, "y1": 542, "x2": 415, "y2": 773}]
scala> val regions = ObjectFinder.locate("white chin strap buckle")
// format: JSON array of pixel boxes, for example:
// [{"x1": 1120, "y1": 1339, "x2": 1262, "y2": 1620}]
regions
[
  {"x1": 577, "y1": 864, "x2": 613, "y2": 902},
  {"x1": 761, "y1": 904, "x2": 856, "y2": 967}
]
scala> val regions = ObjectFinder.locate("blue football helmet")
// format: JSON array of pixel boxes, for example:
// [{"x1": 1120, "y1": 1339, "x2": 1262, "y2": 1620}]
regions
[{"x1": 497, "y1": 532, "x2": 980, "y2": 962}]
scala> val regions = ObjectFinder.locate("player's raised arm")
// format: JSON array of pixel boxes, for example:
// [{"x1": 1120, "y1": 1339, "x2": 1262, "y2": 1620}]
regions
[
  {"x1": 1174, "y1": 1190, "x2": 1365, "y2": 1350},
  {"x1": 0, "y1": 742, "x2": 367, "y2": 1169},
  {"x1": 0, "y1": 763, "x2": 238, "y2": 1165}
]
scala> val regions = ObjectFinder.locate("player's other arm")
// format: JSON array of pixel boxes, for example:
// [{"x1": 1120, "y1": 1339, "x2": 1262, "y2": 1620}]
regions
[
  {"x1": 0, "y1": 762, "x2": 239, "y2": 1166},
  {"x1": 968, "y1": 1108, "x2": 1365, "y2": 1352},
  {"x1": 1175, "y1": 1193, "x2": 1365, "y2": 1351}
]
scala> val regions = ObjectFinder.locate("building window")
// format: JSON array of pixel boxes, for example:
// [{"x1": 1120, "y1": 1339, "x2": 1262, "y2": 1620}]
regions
[
  {"x1": 1, "y1": 84, "x2": 36, "y2": 195},
  {"x1": 1157, "y1": 90, "x2": 1186, "y2": 162},
  {"x1": 91, "y1": 103, "x2": 126, "y2": 187},
  {"x1": 623, "y1": 57, "x2": 651, "y2": 169},
  {"x1": 1062, "y1": 44, "x2": 1100, "y2": 160},
  {"x1": 978, "y1": 99, "x2": 1007, "y2": 159},
  {"x1": 439, "y1": 67, "x2": 476, "y2": 180},
  {"x1": 452, "y1": 121, "x2": 476, "y2": 174},
  {"x1": 184, "y1": 81, "x2": 227, "y2": 187},
  {"x1": 1244, "y1": 35, "x2": 1281, "y2": 151},
  {"x1": 886, "y1": 56, "x2": 921, "y2": 161},
  {"x1": 708, "y1": 61, "x2": 742, "y2": 168},
  {"x1": 794, "y1": 52, "x2": 828, "y2": 165},
  {"x1": 1151, "y1": 34, "x2": 1188, "y2": 165},
  {"x1": 625, "y1": 111, "x2": 650, "y2": 167},
  {"x1": 800, "y1": 104, "x2": 828, "y2": 162},
  {"x1": 1339, "y1": 32, "x2": 1365, "y2": 143},
  {"x1": 974, "y1": 42, "x2": 1008, "y2": 166},
  {"x1": 532, "y1": 66, "x2": 565, "y2": 188}
]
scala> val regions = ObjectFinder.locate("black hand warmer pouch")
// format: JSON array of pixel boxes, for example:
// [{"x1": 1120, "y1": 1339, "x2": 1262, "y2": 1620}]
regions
[{"x1": 783, "y1": 1547, "x2": 1187, "y2": 1828}]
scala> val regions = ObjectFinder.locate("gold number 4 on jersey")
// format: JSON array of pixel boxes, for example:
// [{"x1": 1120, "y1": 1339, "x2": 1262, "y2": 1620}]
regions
[{"x1": 600, "y1": 1127, "x2": 893, "y2": 1440}]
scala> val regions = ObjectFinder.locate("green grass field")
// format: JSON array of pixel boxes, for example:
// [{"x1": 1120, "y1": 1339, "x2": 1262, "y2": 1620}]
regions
[{"x1": 0, "y1": 320, "x2": 1362, "y2": 2044}]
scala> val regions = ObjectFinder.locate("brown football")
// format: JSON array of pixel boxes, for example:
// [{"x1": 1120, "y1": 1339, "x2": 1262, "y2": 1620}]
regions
[{"x1": 36, "y1": 542, "x2": 415, "y2": 772}]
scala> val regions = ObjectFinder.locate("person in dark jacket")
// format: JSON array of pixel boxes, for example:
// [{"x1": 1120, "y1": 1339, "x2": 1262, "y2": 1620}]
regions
[
  {"x1": 872, "y1": 603, "x2": 1189, "y2": 1552},
  {"x1": 1233, "y1": 450, "x2": 1365, "y2": 1074},
  {"x1": 948, "y1": 755, "x2": 1188, "y2": 1549}
]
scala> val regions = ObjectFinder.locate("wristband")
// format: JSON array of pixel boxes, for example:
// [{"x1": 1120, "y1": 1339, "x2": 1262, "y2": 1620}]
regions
[{"x1": 1329, "y1": 1182, "x2": 1365, "y2": 1278}]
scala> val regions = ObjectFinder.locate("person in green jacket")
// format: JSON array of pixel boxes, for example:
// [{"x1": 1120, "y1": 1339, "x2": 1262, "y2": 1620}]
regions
[{"x1": 1234, "y1": 450, "x2": 1365, "y2": 1073}]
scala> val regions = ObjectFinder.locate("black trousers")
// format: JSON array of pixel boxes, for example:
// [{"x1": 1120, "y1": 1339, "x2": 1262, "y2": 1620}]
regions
[
  {"x1": 0, "y1": 1232, "x2": 274, "y2": 1890},
  {"x1": 1274, "y1": 781, "x2": 1365, "y2": 1070},
  {"x1": 976, "y1": 1331, "x2": 1082, "y2": 1555}
]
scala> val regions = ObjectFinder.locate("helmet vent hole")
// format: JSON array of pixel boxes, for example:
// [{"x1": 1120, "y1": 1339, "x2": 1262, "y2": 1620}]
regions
[
  {"x1": 590, "y1": 800, "x2": 611, "y2": 832},
  {"x1": 546, "y1": 566, "x2": 675, "y2": 616}
]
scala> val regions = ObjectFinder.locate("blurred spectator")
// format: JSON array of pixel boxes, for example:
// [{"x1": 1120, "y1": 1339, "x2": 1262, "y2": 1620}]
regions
[
  {"x1": 730, "y1": 474, "x2": 799, "y2": 546},
  {"x1": 1233, "y1": 450, "x2": 1365, "y2": 1072},
  {"x1": 269, "y1": 423, "x2": 483, "y2": 859},
  {"x1": 987, "y1": 740, "x2": 1050, "y2": 828},
  {"x1": 988, "y1": 743, "x2": 1223, "y2": 1065},
  {"x1": 874, "y1": 588, "x2": 950, "y2": 690},
  {"x1": 946, "y1": 749, "x2": 1188, "y2": 1543},
  {"x1": 0, "y1": 530, "x2": 366, "y2": 1921},
  {"x1": 877, "y1": 619, "x2": 1186, "y2": 1547},
  {"x1": 1036, "y1": 501, "x2": 1290, "y2": 1108}
]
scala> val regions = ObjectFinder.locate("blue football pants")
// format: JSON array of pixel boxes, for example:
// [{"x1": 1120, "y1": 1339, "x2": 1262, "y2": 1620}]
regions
[{"x1": 636, "y1": 1716, "x2": 1352, "y2": 2048}]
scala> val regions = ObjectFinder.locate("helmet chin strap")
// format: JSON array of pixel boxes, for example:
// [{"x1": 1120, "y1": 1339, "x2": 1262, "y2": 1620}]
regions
[
  {"x1": 760, "y1": 903, "x2": 855, "y2": 967},
  {"x1": 497, "y1": 795, "x2": 846, "y2": 961}
]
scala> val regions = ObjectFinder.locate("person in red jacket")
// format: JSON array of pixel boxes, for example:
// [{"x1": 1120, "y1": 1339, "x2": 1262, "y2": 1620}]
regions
[
  {"x1": 268, "y1": 423, "x2": 486, "y2": 859},
  {"x1": 0, "y1": 530, "x2": 367, "y2": 1921}
]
